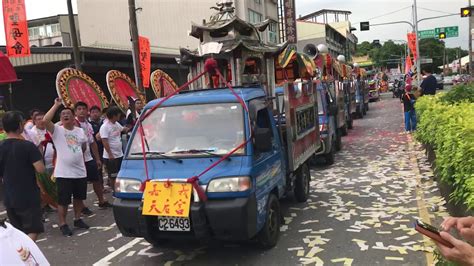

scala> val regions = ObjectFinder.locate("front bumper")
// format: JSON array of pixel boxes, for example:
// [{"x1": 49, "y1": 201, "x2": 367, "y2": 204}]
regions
[{"x1": 113, "y1": 194, "x2": 258, "y2": 241}]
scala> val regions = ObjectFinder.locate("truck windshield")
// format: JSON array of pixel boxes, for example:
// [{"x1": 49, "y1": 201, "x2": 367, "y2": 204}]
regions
[{"x1": 128, "y1": 103, "x2": 246, "y2": 158}]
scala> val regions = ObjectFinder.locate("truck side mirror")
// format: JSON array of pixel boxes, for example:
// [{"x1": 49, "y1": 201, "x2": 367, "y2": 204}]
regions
[{"x1": 254, "y1": 128, "x2": 272, "y2": 152}]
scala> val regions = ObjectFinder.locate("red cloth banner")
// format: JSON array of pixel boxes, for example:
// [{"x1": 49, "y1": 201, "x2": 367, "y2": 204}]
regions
[
  {"x1": 2, "y1": 0, "x2": 30, "y2": 57},
  {"x1": 405, "y1": 55, "x2": 413, "y2": 74},
  {"x1": 139, "y1": 36, "x2": 151, "y2": 88},
  {"x1": 407, "y1": 32, "x2": 417, "y2": 61}
]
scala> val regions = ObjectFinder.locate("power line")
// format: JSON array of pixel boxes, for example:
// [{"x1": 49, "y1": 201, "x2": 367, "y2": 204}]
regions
[
  {"x1": 417, "y1": 6, "x2": 457, "y2": 15},
  {"x1": 365, "y1": 6, "x2": 413, "y2": 22}
]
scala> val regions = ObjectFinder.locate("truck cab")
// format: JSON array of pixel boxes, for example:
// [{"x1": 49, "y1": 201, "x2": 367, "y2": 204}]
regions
[{"x1": 113, "y1": 83, "x2": 318, "y2": 248}]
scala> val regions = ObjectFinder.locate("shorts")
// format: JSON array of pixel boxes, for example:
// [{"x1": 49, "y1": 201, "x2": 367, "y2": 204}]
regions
[
  {"x1": 7, "y1": 205, "x2": 44, "y2": 234},
  {"x1": 104, "y1": 157, "x2": 123, "y2": 179},
  {"x1": 56, "y1": 178, "x2": 87, "y2": 206},
  {"x1": 85, "y1": 160, "x2": 100, "y2": 182}
]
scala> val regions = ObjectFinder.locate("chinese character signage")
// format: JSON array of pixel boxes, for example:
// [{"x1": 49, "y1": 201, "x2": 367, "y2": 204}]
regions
[
  {"x1": 283, "y1": 0, "x2": 297, "y2": 43},
  {"x1": 142, "y1": 182, "x2": 192, "y2": 217},
  {"x1": 138, "y1": 36, "x2": 151, "y2": 88},
  {"x1": 2, "y1": 0, "x2": 30, "y2": 57},
  {"x1": 407, "y1": 32, "x2": 417, "y2": 61}
]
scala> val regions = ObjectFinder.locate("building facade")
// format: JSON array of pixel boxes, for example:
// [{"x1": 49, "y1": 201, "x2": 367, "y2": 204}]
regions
[
  {"x1": 77, "y1": 0, "x2": 279, "y2": 56},
  {"x1": 296, "y1": 9, "x2": 358, "y2": 62},
  {"x1": 27, "y1": 15, "x2": 79, "y2": 48}
]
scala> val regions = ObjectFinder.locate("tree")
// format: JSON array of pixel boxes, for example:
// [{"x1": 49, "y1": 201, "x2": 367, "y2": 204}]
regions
[{"x1": 355, "y1": 41, "x2": 373, "y2": 56}]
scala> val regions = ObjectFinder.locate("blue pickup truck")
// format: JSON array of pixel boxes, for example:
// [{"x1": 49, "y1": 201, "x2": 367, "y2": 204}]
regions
[{"x1": 113, "y1": 82, "x2": 320, "y2": 248}]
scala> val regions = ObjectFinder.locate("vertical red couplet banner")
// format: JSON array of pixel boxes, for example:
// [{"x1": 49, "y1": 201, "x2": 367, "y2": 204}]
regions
[
  {"x1": 138, "y1": 36, "x2": 151, "y2": 88},
  {"x1": 405, "y1": 55, "x2": 413, "y2": 74},
  {"x1": 2, "y1": 0, "x2": 30, "y2": 57},
  {"x1": 407, "y1": 32, "x2": 417, "y2": 61}
]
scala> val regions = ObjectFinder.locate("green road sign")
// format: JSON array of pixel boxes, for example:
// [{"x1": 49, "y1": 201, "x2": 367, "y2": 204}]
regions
[
  {"x1": 435, "y1": 26, "x2": 459, "y2": 38},
  {"x1": 418, "y1": 29, "x2": 436, "y2": 39},
  {"x1": 418, "y1": 26, "x2": 459, "y2": 39}
]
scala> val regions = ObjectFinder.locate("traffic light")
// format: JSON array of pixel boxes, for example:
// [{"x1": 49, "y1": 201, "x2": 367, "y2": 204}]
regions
[
  {"x1": 461, "y1": 7, "x2": 473, "y2": 17},
  {"x1": 360, "y1": 22, "x2": 370, "y2": 31},
  {"x1": 438, "y1": 32, "x2": 446, "y2": 39}
]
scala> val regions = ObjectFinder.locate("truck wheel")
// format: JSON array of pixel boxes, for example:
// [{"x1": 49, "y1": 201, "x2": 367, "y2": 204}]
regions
[
  {"x1": 325, "y1": 141, "x2": 335, "y2": 165},
  {"x1": 341, "y1": 125, "x2": 348, "y2": 136},
  {"x1": 365, "y1": 103, "x2": 369, "y2": 111},
  {"x1": 362, "y1": 106, "x2": 367, "y2": 115},
  {"x1": 335, "y1": 132, "x2": 342, "y2": 151},
  {"x1": 294, "y1": 163, "x2": 310, "y2": 202},
  {"x1": 257, "y1": 194, "x2": 280, "y2": 249}
]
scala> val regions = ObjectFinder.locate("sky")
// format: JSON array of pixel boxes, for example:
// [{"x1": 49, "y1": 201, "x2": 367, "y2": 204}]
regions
[{"x1": 0, "y1": 0, "x2": 469, "y2": 49}]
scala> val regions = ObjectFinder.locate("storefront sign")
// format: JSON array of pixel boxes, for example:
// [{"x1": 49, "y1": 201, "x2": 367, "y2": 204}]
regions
[{"x1": 284, "y1": 0, "x2": 297, "y2": 43}]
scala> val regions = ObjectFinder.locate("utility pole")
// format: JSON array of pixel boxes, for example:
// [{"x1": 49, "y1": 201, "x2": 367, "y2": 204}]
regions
[
  {"x1": 128, "y1": 0, "x2": 144, "y2": 94},
  {"x1": 413, "y1": 0, "x2": 421, "y2": 85},
  {"x1": 469, "y1": 0, "x2": 473, "y2": 75},
  {"x1": 67, "y1": 0, "x2": 82, "y2": 71}
]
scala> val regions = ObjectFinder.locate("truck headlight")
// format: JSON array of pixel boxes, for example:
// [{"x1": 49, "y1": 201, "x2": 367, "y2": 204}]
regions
[
  {"x1": 207, "y1": 176, "x2": 251, "y2": 192},
  {"x1": 115, "y1": 178, "x2": 142, "y2": 193},
  {"x1": 356, "y1": 98, "x2": 360, "y2": 103}
]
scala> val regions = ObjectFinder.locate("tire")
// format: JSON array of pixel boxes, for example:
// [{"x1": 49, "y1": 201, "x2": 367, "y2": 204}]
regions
[
  {"x1": 335, "y1": 132, "x2": 342, "y2": 151},
  {"x1": 362, "y1": 105, "x2": 367, "y2": 115},
  {"x1": 324, "y1": 141, "x2": 335, "y2": 165},
  {"x1": 257, "y1": 194, "x2": 280, "y2": 249},
  {"x1": 341, "y1": 125, "x2": 348, "y2": 136},
  {"x1": 294, "y1": 163, "x2": 310, "y2": 202},
  {"x1": 365, "y1": 103, "x2": 369, "y2": 111}
]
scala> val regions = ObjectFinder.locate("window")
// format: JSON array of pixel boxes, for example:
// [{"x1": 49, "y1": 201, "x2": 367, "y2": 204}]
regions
[
  {"x1": 28, "y1": 27, "x2": 40, "y2": 38},
  {"x1": 248, "y1": 9, "x2": 262, "y2": 24},
  {"x1": 268, "y1": 21, "x2": 278, "y2": 43},
  {"x1": 255, "y1": 0, "x2": 261, "y2": 4}
]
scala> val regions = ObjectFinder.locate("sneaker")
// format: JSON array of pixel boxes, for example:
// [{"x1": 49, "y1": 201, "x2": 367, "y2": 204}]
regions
[
  {"x1": 74, "y1": 219, "x2": 90, "y2": 229},
  {"x1": 98, "y1": 201, "x2": 113, "y2": 209},
  {"x1": 60, "y1": 224, "x2": 73, "y2": 237},
  {"x1": 81, "y1": 207, "x2": 94, "y2": 216}
]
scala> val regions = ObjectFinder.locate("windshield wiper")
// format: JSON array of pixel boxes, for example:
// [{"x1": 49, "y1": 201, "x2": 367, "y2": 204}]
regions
[
  {"x1": 131, "y1": 151, "x2": 183, "y2": 163},
  {"x1": 172, "y1": 149, "x2": 231, "y2": 161}
]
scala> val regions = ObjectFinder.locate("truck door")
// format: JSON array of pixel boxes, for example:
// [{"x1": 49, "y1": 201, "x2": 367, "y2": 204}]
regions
[{"x1": 251, "y1": 102, "x2": 285, "y2": 229}]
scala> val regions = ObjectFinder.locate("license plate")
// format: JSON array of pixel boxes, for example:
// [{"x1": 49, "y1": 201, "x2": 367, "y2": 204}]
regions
[{"x1": 158, "y1": 217, "x2": 191, "y2": 232}]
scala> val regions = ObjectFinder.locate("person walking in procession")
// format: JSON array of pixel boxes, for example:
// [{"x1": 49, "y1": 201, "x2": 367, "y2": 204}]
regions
[
  {"x1": 0, "y1": 111, "x2": 46, "y2": 241},
  {"x1": 74, "y1": 102, "x2": 112, "y2": 210},
  {"x1": 43, "y1": 98, "x2": 90, "y2": 236},
  {"x1": 402, "y1": 85, "x2": 417, "y2": 132},
  {"x1": 99, "y1": 106, "x2": 128, "y2": 191}
]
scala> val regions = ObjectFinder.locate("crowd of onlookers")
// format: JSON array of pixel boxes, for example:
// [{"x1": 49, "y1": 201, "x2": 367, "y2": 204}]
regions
[{"x1": 0, "y1": 98, "x2": 143, "y2": 240}]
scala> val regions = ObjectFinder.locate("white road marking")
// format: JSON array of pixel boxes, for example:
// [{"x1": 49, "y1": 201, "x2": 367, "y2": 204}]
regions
[
  {"x1": 137, "y1": 246, "x2": 162, "y2": 258},
  {"x1": 93, "y1": 238, "x2": 142, "y2": 266},
  {"x1": 0, "y1": 211, "x2": 6, "y2": 216},
  {"x1": 78, "y1": 231, "x2": 90, "y2": 236},
  {"x1": 107, "y1": 233, "x2": 122, "y2": 242}
]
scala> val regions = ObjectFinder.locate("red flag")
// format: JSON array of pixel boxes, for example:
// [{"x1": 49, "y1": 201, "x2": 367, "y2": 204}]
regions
[
  {"x1": 407, "y1": 32, "x2": 417, "y2": 61},
  {"x1": 405, "y1": 55, "x2": 413, "y2": 74},
  {"x1": 2, "y1": 0, "x2": 30, "y2": 57},
  {"x1": 138, "y1": 36, "x2": 151, "y2": 88}
]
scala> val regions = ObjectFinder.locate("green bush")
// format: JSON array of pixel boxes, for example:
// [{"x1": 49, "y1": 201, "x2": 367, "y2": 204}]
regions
[
  {"x1": 440, "y1": 84, "x2": 474, "y2": 104},
  {"x1": 415, "y1": 95, "x2": 474, "y2": 209}
]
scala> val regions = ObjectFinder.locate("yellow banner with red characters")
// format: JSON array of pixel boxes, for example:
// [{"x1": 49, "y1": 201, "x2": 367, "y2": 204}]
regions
[{"x1": 142, "y1": 182, "x2": 192, "y2": 217}]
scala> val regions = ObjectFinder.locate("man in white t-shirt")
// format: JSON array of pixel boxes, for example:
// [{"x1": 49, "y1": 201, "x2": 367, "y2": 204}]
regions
[
  {"x1": 31, "y1": 112, "x2": 54, "y2": 173},
  {"x1": 99, "y1": 106, "x2": 128, "y2": 191},
  {"x1": 43, "y1": 98, "x2": 90, "y2": 237},
  {"x1": 0, "y1": 221, "x2": 50, "y2": 265},
  {"x1": 74, "y1": 102, "x2": 112, "y2": 211}
]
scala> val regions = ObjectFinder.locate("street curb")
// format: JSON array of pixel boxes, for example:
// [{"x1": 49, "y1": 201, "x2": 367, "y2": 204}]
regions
[{"x1": 423, "y1": 144, "x2": 474, "y2": 217}]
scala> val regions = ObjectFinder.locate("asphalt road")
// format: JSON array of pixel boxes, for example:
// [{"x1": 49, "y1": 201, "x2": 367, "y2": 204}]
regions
[{"x1": 0, "y1": 94, "x2": 450, "y2": 265}]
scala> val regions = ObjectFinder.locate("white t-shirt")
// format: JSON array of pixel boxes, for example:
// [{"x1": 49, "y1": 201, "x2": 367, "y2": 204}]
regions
[
  {"x1": 99, "y1": 120, "x2": 124, "y2": 159},
  {"x1": 77, "y1": 119, "x2": 95, "y2": 162},
  {"x1": 31, "y1": 126, "x2": 55, "y2": 169},
  {"x1": 21, "y1": 128, "x2": 38, "y2": 146},
  {"x1": 0, "y1": 222, "x2": 50, "y2": 266},
  {"x1": 24, "y1": 120, "x2": 35, "y2": 131},
  {"x1": 50, "y1": 124, "x2": 87, "y2": 178}
]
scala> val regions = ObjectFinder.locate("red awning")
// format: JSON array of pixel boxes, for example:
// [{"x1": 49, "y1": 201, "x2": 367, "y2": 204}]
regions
[{"x1": 0, "y1": 51, "x2": 20, "y2": 85}]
